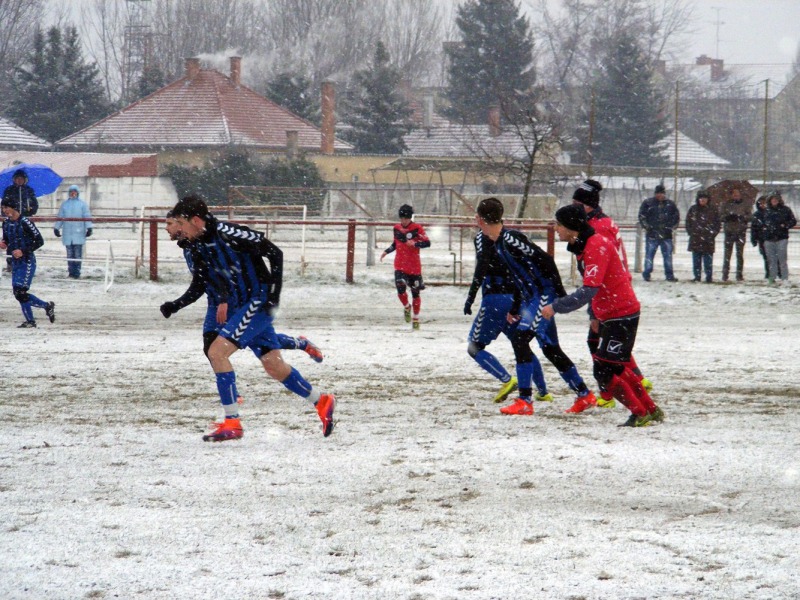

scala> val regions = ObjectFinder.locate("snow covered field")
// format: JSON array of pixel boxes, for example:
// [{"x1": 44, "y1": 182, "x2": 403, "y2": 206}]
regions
[{"x1": 1, "y1": 267, "x2": 799, "y2": 599}]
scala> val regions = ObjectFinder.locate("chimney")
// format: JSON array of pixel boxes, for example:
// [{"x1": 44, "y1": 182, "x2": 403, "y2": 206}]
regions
[
  {"x1": 286, "y1": 130, "x2": 298, "y2": 159},
  {"x1": 696, "y1": 54, "x2": 724, "y2": 82},
  {"x1": 422, "y1": 94, "x2": 434, "y2": 130},
  {"x1": 320, "y1": 80, "x2": 336, "y2": 155},
  {"x1": 230, "y1": 56, "x2": 241, "y2": 85},
  {"x1": 185, "y1": 57, "x2": 200, "y2": 81},
  {"x1": 488, "y1": 106, "x2": 501, "y2": 137}
]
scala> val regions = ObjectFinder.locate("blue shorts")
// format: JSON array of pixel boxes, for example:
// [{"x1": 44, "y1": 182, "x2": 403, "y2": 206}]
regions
[
  {"x1": 218, "y1": 299, "x2": 280, "y2": 352},
  {"x1": 11, "y1": 255, "x2": 36, "y2": 289},
  {"x1": 518, "y1": 290, "x2": 560, "y2": 348},
  {"x1": 468, "y1": 293, "x2": 517, "y2": 345}
]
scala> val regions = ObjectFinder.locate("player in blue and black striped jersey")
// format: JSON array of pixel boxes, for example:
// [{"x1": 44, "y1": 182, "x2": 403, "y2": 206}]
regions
[
  {"x1": 1, "y1": 197, "x2": 55, "y2": 328},
  {"x1": 464, "y1": 229, "x2": 552, "y2": 405},
  {"x1": 168, "y1": 196, "x2": 335, "y2": 441},
  {"x1": 474, "y1": 197, "x2": 595, "y2": 415},
  {"x1": 160, "y1": 212, "x2": 323, "y2": 363}
]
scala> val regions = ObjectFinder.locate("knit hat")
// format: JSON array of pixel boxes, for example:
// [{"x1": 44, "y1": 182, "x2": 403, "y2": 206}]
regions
[
  {"x1": 572, "y1": 179, "x2": 602, "y2": 208},
  {"x1": 654, "y1": 184, "x2": 666, "y2": 194},
  {"x1": 398, "y1": 204, "x2": 413, "y2": 219},
  {"x1": 12, "y1": 169, "x2": 27, "y2": 181},
  {"x1": 1, "y1": 195, "x2": 20, "y2": 212},
  {"x1": 555, "y1": 204, "x2": 589, "y2": 232},
  {"x1": 696, "y1": 189, "x2": 710, "y2": 201}
]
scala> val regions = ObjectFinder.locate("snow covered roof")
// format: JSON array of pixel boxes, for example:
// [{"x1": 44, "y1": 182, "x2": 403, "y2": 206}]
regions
[
  {"x1": 0, "y1": 117, "x2": 51, "y2": 150},
  {"x1": 56, "y1": 67, "x2": 353, "y2": 152},
  {"x1": 660, "y1": 131, "x2": 730, "y2": 167},
  {"x1": 0, "y1": 151, "x2": 158, "y2": 177},
  {"x1": 676, "y1": 63, "x2": 794, "y2": 99},
  {"x1": 403, "y1": 124, "x2": 528, "y2": 159}
]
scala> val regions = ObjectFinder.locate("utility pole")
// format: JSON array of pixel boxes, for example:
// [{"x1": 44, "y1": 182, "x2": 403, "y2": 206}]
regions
[
  {"x1": 122, "y1": 0, "x2": 154, "y2": 104},
  {"x1": 711, "y1": 6, "x2": 725, "y2": 58}
]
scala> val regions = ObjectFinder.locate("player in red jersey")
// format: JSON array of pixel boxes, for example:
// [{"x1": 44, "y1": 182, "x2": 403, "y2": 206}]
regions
[
  {"x1": 570, "y1": 179, "x2": 652, "y2": 412},
  {"x1": 541, "y1": 204, "x2": 664, "y2": 427},
  {"x1": 380, "y1": 204, "x2": 430, "y2": 329}
]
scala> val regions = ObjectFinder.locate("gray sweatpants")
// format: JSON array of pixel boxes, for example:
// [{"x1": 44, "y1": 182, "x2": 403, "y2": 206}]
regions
[{"x1": 764, "y1": 239, "x2": 789, "y2": 281}]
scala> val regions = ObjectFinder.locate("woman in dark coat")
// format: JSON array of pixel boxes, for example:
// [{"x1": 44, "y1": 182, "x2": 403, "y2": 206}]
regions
[
  {"x1": 751, "y1": 195, "x2": 771, "y2": 278},
  {"x1": 685, "y1": 190, "x2": 721, "y2": 282},
  {"x1": 762, "y1": 191, "x2": 797, "y2": 284}
]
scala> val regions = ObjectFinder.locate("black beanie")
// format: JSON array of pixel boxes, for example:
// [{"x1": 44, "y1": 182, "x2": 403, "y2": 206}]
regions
[
  {"x1": 555, "y1": 204, "x2": 589, "y2": 232},
  {"x1": 1, "y1": 195, "x2": 20, "y2": 212},
  {"x1": 12, "y1": 169, "x2": 27, "y2": 181},
  {"x1": 572, "y1": 179, "x2": 602, "y2": 208},
  {"x1": 398, "y1": 204, "x2": 413, "y2": 218},
  {"x1": 655, "y1": 184, "x2": 666, "y2": 194}
]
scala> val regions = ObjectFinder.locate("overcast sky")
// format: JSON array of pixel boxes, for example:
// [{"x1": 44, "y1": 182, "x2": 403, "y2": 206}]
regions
[{"x1": 682, "y1": 0, "x2": 799, "y2": 64}]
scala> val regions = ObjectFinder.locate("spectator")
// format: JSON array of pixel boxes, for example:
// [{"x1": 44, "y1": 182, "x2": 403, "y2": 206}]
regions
[
  {"x1": 2, "y1": 168, "x2": 38, "y2": 271},
  {"x1": 762, "y1": 191, "x2": 796, "y2": 285},
  {"x1": 751, "y1": 195, "x2": 772, "y2": 279},
  {"x1": 685, "y1": 190, "x2": 721, "y2": 283},
  {"x1": 54, "y1": 185, "x2": 93, "y2": 279},
  {"x1": 719, "y1": 188, "x2": 752, "y2": 282},
  {"x1": 638, "y1": 183, "x2": 680, "y2": 282}
]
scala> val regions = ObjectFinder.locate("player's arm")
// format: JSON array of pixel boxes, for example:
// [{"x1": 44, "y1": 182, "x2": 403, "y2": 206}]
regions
[
  {"x1": 380, "y1": 241, "x2": 396, "y2": 261},
  {"x1": 260, "y1": 237, "x2": 284, "y2": 309},
  {"x1": 22, "y1": 218, "x2": 44, "y2": 251},
  {"x1": 412, "y1": 225, "x2": 431, "y2": 248},
  {"x1": 548, "y1": 285, "x2": 599, "y2": 315},
  {"x1": 508, "y1": 232, "x2": 566, "y2": 297},
  {"x1": 160, "y1": 251, "x2": 212, "y2": 318},
  {"x1": 465, "y1": 248, "x2": 489, "y2": 314}
]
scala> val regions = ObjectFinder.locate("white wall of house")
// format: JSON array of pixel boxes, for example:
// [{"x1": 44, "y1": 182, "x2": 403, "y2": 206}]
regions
[{"x1": 40, "y1": 177, "x2": 178, "y2": 216}]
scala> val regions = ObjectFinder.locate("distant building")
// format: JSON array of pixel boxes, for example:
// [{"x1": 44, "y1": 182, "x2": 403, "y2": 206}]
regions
[{"x1": 0, "y1": 117, "x2": 51, "y2": 151}]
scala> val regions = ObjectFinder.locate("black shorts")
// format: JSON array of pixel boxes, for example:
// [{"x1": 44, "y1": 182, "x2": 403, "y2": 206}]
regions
[
  {"x1": 394, "y1": 270, "x2": 425, "y2": 292},
  {"x1": 595, "y1": 313, "x2": 639, "y2": 364}
]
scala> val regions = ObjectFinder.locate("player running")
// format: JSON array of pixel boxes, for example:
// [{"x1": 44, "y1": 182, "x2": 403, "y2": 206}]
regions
[
  {"x1": 1, "y1": 197, "x2": 55, "y2": 328},
  {"x1": 542, "y1": 204, "x2": 663, "y2": 427},
  {"x1": 380, "y1": 204, "x2": 430, "y2": 330},
  {"x1": 168, "y1": 196, "x2": 334, "y2": 441},
  {"x1": 569, "y1": 179, "x2": 653, "y2": 412},
  {"x1": 464, "y1": 227, "x2": 552, "y2": 405},
  {"x1": 475, "y1": 197, "x2": 595, "y2": 415}
]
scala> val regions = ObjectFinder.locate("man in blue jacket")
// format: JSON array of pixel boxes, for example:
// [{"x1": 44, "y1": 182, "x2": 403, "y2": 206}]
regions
[
  {"x1": 54, "y1": 185, "x2": 93, "y2": 278},
  {"x1": 638, "y1": 184, "x2": 680, "y2": 281},
  {"x1": 2, "y1": 168, "x2": 38, "y2": 272}
]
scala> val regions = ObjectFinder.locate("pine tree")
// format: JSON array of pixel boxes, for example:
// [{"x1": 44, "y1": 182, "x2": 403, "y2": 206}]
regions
[
  {"x1": 8, "y1": 26, "x2": 112, "y2": 142},
  {"x1": 266, "y1": 72, "x2": 318, "y2": 124},
  {"x1": 591, "y1": 35, "x2": 670, "y2": 167},
  {"x1": 138, "y1": 64, "x2": 167, "y2": 100},
  {"x1": 346, "y1": 41, "x2": 413, "y2": 154},
  {"x1": 445, "y1": 0, "x2": 535, "y2": 123}
]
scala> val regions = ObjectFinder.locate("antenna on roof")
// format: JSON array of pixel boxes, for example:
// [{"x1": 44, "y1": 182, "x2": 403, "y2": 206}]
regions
[
  {"x1": 711, "y1": 6, "x2": 725, "y2": 59},
  {"x1": 122, "y1": 0, "x2": 154, "y2": 104}
]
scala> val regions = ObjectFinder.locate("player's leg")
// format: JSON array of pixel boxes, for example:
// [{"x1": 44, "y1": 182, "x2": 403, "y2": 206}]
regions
[
  {"x1": 510, "y1": 328, "x2": 550, "y2": 402},
  {"x1": 204, "y1": 335, "x2": 244, "y2": 441},
  {"x1": 467, "y1": 294, "x2": 515, "y2": 400},
  {"x1": 587, "y1": 324, "x2": 616, "y2": 409},
  {"x1": 394, "y1": 270, "x2": 412, "y2": 322},
  {"x1": 276, "y1": 333, "x2": 324, "y2": 362}
]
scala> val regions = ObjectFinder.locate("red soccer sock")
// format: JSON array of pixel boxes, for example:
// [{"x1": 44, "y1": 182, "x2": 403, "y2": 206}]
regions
[
  {"x1": 412, "y1": 296, "x2": 421, "y2": 317},
  {"x1": 607, "y1": 374, "x2": 647, "y2": 416},
  {"x1": 620, "y1": 367, "x2": 657, "y2": 413},
  {"x1": 627, "y1": 356, "x2": 644, "y2": 380},
  {"x1": 398, "y1": 292, "x2": 409, "y2": 307}
]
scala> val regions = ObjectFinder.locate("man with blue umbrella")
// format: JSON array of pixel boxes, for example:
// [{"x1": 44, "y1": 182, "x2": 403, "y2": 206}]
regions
[{"x1": 2, "y1": 169, "x2": 38, "y2": 271}]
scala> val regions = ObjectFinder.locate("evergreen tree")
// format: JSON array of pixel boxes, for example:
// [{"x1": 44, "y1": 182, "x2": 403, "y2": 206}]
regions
[
  {"x1": 445, "y1": 0, "x2": 535, "y2": 123},
  {"x1": 591, "y1": 35, "x2": 670, "y2": 167},
  {"x1": 137, "y1": 64, "x2": 167, "y2": 100},
  {"x1": 266, "y1": 72, "x2": 318, "y2": 124},
  {"x1": 345, "y1": 41, "x2": 412, "y2": 154},
  {"x1": 7, "y1": 26, "x2": 111, "y2": 142}
]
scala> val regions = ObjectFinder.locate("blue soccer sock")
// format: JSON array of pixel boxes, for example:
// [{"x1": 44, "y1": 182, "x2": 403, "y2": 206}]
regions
[
  {"x1": 474, "y1": 350, "x2": 511, "y2": 382},
  {"x1": 281, "y1": 367, "x2": 320, "y2": 404},
  {"x1": 530, "y1": 357, "x2": 547, "y2": 395},
  {"x1": 26, "y1": 293, "x2": 48, "y2": 309},
  {"x1": 20, "y1": 301, "x2": 34, "y2": 322},
  {"x1": 515, "y1": 362, "x2": 533, "y2": 401},
  {"x1": 215, "y1": 371, "x2": 240, "y2": 418},
  {"x1": 276, "y1": 333, "x2": 300, "y2": 350},
  {"x1": 560, "y1": 365, "x2": 589, "y2": 396}
]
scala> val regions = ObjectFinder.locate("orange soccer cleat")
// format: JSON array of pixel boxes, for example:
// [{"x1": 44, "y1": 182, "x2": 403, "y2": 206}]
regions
[
  {"x1": 202, "y1": 418, "x2": 244, "y2": 442},
  {"x1": 316, "y1": 393, "x2": 336, "y2": 437},
  {"x1": 500, "y1": 397, "x2": 534, "y2": 416},
  {"x1": 299, "y1": 336, "x2": 324, "y2": 363},
  {"x1": 564, "y1": 391, "x2": 598, "y2": 414}
]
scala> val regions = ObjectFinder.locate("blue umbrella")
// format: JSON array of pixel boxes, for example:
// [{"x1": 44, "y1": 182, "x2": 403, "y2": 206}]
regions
[{"x1": 0, "y1": 163, "x2": 63, "y2": 196}]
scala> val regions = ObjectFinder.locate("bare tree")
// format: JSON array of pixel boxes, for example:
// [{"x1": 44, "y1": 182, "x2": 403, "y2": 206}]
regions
[
  {"x1": 79, "y1": 0, "x2": 126, "y2": 104},
  {"x1": 381, "y1": 0, "x2": 445, "y2": 85},
  {"x1": 0, "y1": 0, "x2": 45, "y2": 109}
]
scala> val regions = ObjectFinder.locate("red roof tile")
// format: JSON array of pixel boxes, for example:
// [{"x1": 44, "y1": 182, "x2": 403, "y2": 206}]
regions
[{"x1": 56, "y1": 69, "x2": 353, "y2": 152}]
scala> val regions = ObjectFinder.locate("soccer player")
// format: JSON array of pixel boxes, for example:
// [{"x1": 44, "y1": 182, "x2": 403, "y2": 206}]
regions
[
  {"x1": 464, "y1": 225, "x2": 553, "y2": 405},
  {"x1": 474, "y1": 197, "x2": 595, "y2": 415},
  {"x1": 160, "y1": 213, "x2": 323, "y2": 364},
  {"x1": 570, "y1": 179, "x2": 653, "y2": 412},
  {"x1": 169, "y1": 196, "x2": 334, "y2": 441},
  {"x1": 541, "y1": 204, "x2": 664, "y2": 427},
  {"x1": 380, "y1": 204, "x2": 430, "y2": 330},
  {"x1": 0, "y1": 197, "x2": 55, "y2": 328}
]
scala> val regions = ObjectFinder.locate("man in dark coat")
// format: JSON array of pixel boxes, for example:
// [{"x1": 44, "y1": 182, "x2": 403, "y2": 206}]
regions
[
  {"x1": 719, "y1": 188, "x2": 751, "y2": 282},
  {"x1": 638, "y1": 184, "x2": 680, "y2": 281},
  {"x1": 685, "y1": 190, "x2": 721, "y2": 282},
  {"x1": 2, "y1": 169, "x2": 38, "y2": 271}
]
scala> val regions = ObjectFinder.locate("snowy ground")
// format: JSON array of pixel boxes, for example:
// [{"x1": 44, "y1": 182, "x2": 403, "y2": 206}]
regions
[{"x1": 1, "y1": 266, "x2": 799, "y2": 599}]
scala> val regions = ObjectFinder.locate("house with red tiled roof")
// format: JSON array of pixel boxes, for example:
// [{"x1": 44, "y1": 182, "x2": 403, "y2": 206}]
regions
[
  {"x1": 0, "y1": 116, "x2": 51, "y2": 150},
  {"x1": 56, "y1": 57, "x2": 353, "y2": 160}
]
